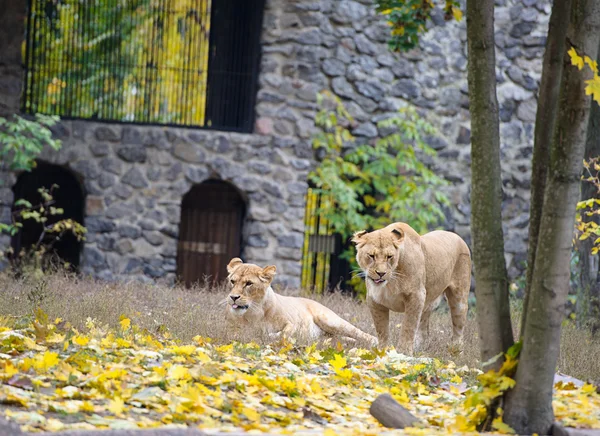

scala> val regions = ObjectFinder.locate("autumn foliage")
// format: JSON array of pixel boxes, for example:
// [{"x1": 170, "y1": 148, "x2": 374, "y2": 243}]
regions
[{"x1": 0, "y1": 310, "x2": 598, "y2": 434}]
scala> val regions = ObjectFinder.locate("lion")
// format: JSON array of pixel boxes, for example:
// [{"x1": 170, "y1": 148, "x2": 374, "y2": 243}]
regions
[
  {"x1": 352, "y1": 222, "x2": 471, "y2": 356},
  {"x1": 225, "y1": 258, "x2": 378, "y2": 346}
]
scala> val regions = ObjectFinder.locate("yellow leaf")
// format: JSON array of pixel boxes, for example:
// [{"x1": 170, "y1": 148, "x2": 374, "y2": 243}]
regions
[
  {"x1": 452, "y1": 6, "x2": 463, "y2": 21},
  {"x1": 582, "y1": 383, "x2": 596, "y2": 394},
  {"x1": 197, "y1": 351, "x2": 211, "y2": 363},
  {"x1": 80, "y1": 401, "x2": 95, "y2": 413},
  {"x1": 73, "y1": 335, "x2": 90, "y2": 346},
  {"x1": 568, "y1": 47, "x2": 584, "y2": 70},
  {"x1": 168, "y1": 365, "x2": 190, "y2": 380},
  {"x1": 119, "y1": 318, "x2": 131, "y2": 330},
  {"x1": 108, "y1": 397, "x2": 125, "y2": 415},
  {"x1": 328, "y1": 354, "x2": 347, "y2": 371},
  {"x1": 584, "y1": 55, "x2": 598, "y2": 73},
  {"x1": 492, "y1": 416, "x2": 515, "y2": 434},
  {"x1": 243, "y1": 406, "x2": 260, "y2": 422},
  {"x1": 170, "y1": 345, "x2": 196, "y2": 356},
  {"x1": 585, "y1": 76, "x2": 600, "y2": 104}
]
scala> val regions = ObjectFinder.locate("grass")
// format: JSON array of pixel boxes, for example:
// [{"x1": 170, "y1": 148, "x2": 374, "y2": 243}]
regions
[{"x1": 0, "y1": 271, "x2": 598, "y2": 382}]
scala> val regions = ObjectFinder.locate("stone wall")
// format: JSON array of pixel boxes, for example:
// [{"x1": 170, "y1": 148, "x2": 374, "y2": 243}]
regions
[
  {"x1": 262, "y1": 0, "x2": 548, "y2": 279},
  {"x1": 0, "y1": 0, "x2": 552, "y2": 285}
]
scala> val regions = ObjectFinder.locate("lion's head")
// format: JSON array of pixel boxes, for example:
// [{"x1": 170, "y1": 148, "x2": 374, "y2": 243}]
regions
[
  {"x1": 351, "y1": 227, "x2": 404, "y2": 286},
  {"x1": 225, "y1": 258, "x2": 277, "y2": 316}
]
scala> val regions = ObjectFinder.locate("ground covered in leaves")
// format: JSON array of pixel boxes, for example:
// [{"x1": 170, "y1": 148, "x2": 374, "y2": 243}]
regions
[{"x1": 0, "y1": 313, "x2": 599, "y2": 435}]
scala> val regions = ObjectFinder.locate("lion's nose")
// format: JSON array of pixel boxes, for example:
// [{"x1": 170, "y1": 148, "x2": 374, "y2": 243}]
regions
[
  {"x1": 375, "y1": 271, "x2": 385, "y2": 278},
  {"x1": 230, "y1": 295, "x2": 241, "y2": 302}
]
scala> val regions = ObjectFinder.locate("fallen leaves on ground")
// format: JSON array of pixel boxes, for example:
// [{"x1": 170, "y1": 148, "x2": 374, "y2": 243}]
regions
[{"x1": 0, "y1": 313, "x2": 598, "y2": 435}]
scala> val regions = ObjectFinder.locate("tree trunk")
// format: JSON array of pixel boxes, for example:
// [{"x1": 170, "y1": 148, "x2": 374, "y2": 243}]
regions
[
  {"x1": 521, "y1": 0, "x2": 572, "y2": 339},
  {"x1": 504, "y1": 1, "x2": 600, "y2": 433},
  {"x1": 577, "y1": 75, "x2": 600, "y2": 329},
  {"x1": 466, "y1": 0, "x2": 514, "y2": 368}
]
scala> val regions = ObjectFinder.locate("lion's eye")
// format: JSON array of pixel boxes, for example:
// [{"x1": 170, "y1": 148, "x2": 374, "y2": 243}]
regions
[
  {"x1": 368, "y1": 254, "x2": 375, "y2": 260},
  {"x1": 245, "y1": 281, "x2": 252, "y2": 287},
  {"x1": 230, "y1": 279, "x2": 235, "y2": 285},
  {"x1": 387, "y1": 255, "x2": 393, "y2": 261}
]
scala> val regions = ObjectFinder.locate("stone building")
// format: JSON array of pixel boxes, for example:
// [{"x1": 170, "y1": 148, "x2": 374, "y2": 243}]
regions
[{"x1": 0, "y1": 0, "x2": 550, "y2": 288}]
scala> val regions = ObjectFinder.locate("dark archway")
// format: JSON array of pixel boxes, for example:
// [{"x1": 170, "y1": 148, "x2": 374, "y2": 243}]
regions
[
  {"x1": 11, "y1": 162, "x2": 85, "y2": 270},
  {"x1": 177, "y1": 180, "x2": 246, "y2": 287}
]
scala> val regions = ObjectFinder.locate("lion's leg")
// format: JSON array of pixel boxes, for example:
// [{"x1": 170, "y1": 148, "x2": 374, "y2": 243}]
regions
[
  {"x1": 398, "y1": 291, "x2": 425, "y2": 356},
  {"x1": 445, "y1": 283, "x2": 470, "y2": 348},
  {"x1": 416, "y1": 308, "x2": 432, "y2": 351},
  {"x1": 367, "y1": 297, "x2": 390, "y2": 348},
  {"x1": 314, "y1": 314, "x2": 378, "y2": 347}
]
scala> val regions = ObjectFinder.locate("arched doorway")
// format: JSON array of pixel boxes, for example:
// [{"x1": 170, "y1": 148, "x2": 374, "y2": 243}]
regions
[
  {"x1": 177, "y1": 180, "x2": 246, "y2": 287},
  {"x1": 11, "y1": 163, "x2": 85, "y2": 270}
]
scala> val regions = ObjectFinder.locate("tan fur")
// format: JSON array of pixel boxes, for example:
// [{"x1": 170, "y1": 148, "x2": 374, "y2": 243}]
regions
[
  {"x1": 225, "y1": 258, "x2": 377, "y2": 346},
  {"x1": 352, "y1": 222, "x2": 471, "y2": 355}
]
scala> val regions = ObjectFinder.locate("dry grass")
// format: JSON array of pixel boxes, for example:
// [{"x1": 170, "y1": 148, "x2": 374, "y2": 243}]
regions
[{"x1": 0, "y1": 271, "x2": 598, "y2": 381}]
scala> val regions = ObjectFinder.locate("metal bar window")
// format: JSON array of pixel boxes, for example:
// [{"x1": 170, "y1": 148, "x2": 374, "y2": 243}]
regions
[
  {"x1": 21, "y1": 0, "x2": 264, "y2": 132},
  {"x1": 301, "y1": 188, "x2": 351, "y2": 293}
]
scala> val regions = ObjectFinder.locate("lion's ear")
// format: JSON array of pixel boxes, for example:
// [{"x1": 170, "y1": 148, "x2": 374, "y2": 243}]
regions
[
  {"x1": 260, "y1": 265, "x2": 277, "y2": 283},
  {"x1": 391, "y1": 228, "x2": 404, "y2": 245},
  {"x1": 352, "y1": 230, "x2": 368, "y2": 245},
  {"x1": 227, "y1": 257, "x2": 243, "y2": 273}
]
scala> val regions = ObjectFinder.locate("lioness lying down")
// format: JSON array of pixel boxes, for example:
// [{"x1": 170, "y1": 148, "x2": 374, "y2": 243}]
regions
[
  {"x1": 353, "y1": 222, "x2": 471, "y2": 356},
  {"x1": 225, "y1": 258, "x2": 377, "y2": 346}
]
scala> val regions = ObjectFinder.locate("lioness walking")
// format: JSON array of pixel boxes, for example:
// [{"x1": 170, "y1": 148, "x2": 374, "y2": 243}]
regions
[
  {"x1": 225, "y1": 258, "x2": 377, "y2": 346},
  {"x1": 352, "y1": 222, "x2": 471, "y2": 355}
]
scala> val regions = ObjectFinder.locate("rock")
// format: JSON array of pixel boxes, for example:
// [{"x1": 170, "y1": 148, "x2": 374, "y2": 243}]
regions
[
  {"x1": 122, "y1": 168, "x2": 149, "y2": 189},
  {"x1": 391, "y1": 79, "x2": 420, "y2": 100},
  {"x1": 425, "y1": 135, "x2": 448, "y2": 151},
  {"x1": 278, "y1": 233, "x2": 304, "y2": 248},
  {"x1": 147, "y1": 166, "x2": 161, "y2": 182},
  {"x1": 354, "y1": 34, "x2": 377, "y2": 55},
  {"x1": 456, "y1": 126, "x2": 471, "y2": 145},
  {"x1": 86, "y1": 216, "x2": 115, "y2": 233},
  {"x1": 497, "y1": 82, "x2": 533, "y2": 102},
  {"x1": 353, "y1": 122, "x2": 378, "y2": 138},
  {"x1": 83, "y1": 246, "x2": 107, "y2": 269},
  {"x1": 391, "y1": 58, "x2": 415, "y2": 78},
  {"x1": 114, "y1": 184, "x2": 132, "y2": 199},
  {"x1": 332, "y1": 0, "x2": 368, "y2": 24},
  {"x1": 347, "y1": 64, "x2": 367, "y2": 82},
  {"x1": 510, "y1": 21, "x2": 535, "y2": 38},
  {"x1": 332, "y1": 77, "x2": 356, "y2": 99},
  {"x1": 143, "y1": 231, "x2": 164, "y2": 246},
  {"x1": 247, "y1": 235, "x2": 269, "y2": 247},
  {"x1": 255, "y1": 118, "x2": 273, "y2": 135},
  {"x1": 517, "y1": 99, "x2": 537, "y2": 122},
  {"x1": 100, "y1": 158, "x2": 123, "y2": 175},
  {"x1": 249, "y1": 160, "x2": 272, "y2": 174},
  {"x1": 173, "y1": 142, "x2": 205, "y2": 163},
  {"x1": 98, "y1": 173, "x2": 116, "y2": 189},
  {"x1": 71, "y1": 160, "x2": 100, "y2": 180},
  {"x1": 144, "y1": 260, "x2": 166, "y2": 278},
  {"x1": 356, "y1": 80, "x2": 385, "y2": 101},
  {"x1": 90, "y1": 143, "x2": 110, "y2": 157},
  {"x1": 295, "y1": 28, "x2": 322, "y2": 45},
  {"x1": 115, "y1": 239, "x2": 134, "y2": 255},
  {"x1": 121, "y1": 127, "x2": 142, "y2": 144},
  {"x1": 262, "y1": 181, "x2": 283, "y2": 198},
  {"x1": 117, "y1": 144, "x2": 147, "y2": 163},
  {"x1": 323, "y1": 58, "x2": 346, "y2": 76},
  {"x1": 287, "y1": 182, "x2": 308, "y2": 196},
  {"x1": 118, "y1": 225, "x2": 142, "y2": 239},
  {"x1": 95, "y1": 127, "x2": 120, "y2": 142},
  {"x1": 185, "y1": 166, "x2": 208, "y2": 184}
]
